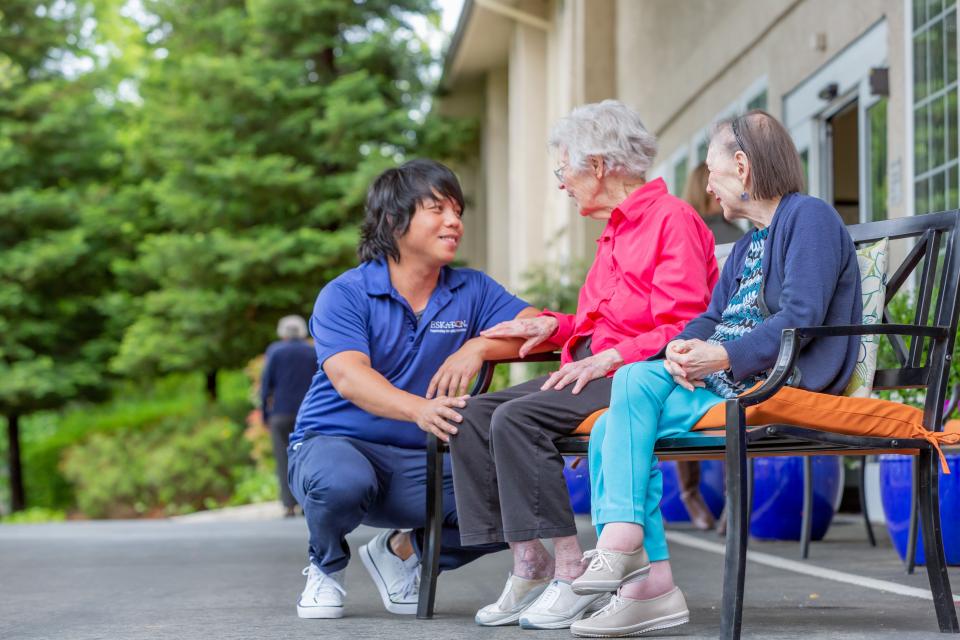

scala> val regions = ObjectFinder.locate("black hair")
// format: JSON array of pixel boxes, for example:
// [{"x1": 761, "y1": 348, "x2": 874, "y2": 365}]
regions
[{"x1": 358, "y1": 159, "x2": 465, "y2": 263}]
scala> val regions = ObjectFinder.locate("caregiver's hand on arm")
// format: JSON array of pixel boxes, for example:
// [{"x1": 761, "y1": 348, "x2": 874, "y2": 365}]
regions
[
  {"x1": 480, "y1": 315, "x2": 559, "y2": 358},
  {"x1": 324, "y1": 351, "x2": 465, "y2": 443},
  {"x1": 428, "y1": 306, "x2": 541, "y2": 398}
]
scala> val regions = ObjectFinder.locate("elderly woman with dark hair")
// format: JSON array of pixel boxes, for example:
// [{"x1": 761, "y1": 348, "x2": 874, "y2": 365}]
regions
[
  {"x1": 567, "y1": 110, "x2": 862, "y2": 637},
  {"x1": 447, "y1": 100, "x2": 719, "y2": 630}
]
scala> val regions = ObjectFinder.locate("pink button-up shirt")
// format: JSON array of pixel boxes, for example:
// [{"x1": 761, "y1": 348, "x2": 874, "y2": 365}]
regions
[{"x1": 540, "y1": 178, "x2": 719, "y2": 371}]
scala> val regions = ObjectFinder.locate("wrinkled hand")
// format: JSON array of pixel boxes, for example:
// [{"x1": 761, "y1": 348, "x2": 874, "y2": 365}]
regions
[
  {"x1": 664, "y1": 339, "x2": 730, "y2": 387},
  {"x1": 480, "y1": 316, "x2": 559, "y2": 358},
  {"x1": 414, "y1": 395, "x2": 469, "y2": 443},
  {"x1": 663, "y1": 358, "x2": 702, "y2": 391},
  {"x1": 427, "y1": 341, "x2": 483, "y2": 399},
  {"x1": 540, "y1": 348, "x2": 624, "y2": 395},
  {"x1": 663, "y1": 340, "x2": 698, "y2": 390}
]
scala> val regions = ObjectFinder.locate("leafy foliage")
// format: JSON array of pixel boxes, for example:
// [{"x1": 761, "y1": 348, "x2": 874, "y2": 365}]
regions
[
  {"x1": 0, "y1": 0, "x2": 469, "y2": 513},
  {"x1": 18, "y1": 369, "x2": 251, "y2": 511},
  {"x1": 0, "y1": 1, "x2": 128, "y2": 419},
  {"x1": 61, "y1": 414, "x2": 250, "y2": 518},
  {"x1": 111, "y1": 0, "x2": 457, "y2": 384}
]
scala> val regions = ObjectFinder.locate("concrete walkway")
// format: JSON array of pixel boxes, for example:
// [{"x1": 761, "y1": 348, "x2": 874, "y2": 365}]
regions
[{"x1": 1, "y1": 506, "x2": 956, "y2": 640}]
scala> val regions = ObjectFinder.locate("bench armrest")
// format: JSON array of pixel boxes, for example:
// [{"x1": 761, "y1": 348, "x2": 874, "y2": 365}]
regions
[
  {"x1": 469, "y1": 351, "x2": 562, "y2": 396},
  {"x1": 737, "y1": 323, "x2": 949, "y2": 408}
]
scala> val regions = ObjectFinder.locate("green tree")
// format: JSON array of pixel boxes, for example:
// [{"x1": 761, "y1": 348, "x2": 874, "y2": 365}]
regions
[
  {"x1": 112, "y1": 0, "x2": 452, "y2": 397},
  {"x1": 0, "y1": 0, "x2": 127, "y2": 511}
]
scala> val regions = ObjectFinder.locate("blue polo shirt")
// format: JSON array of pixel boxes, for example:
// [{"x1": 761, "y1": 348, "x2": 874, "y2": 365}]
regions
[{"x1": 291, "y1": 258, "x2": 530, "y2": 449}]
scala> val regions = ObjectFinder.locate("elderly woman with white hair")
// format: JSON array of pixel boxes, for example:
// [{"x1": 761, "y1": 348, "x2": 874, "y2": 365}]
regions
[{"x1": 448, "y1": 100, "x2": 719, "y2": 630}]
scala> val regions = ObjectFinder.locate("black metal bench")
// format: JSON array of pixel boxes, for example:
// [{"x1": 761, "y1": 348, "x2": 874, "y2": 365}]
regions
[{"x1": 417, "y1": 210, "x2": 960, "y2": 639}]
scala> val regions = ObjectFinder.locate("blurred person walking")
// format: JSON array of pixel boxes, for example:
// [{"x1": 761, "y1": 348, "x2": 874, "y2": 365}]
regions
[{"x1": 261, "y1": 315, "x2": 317, "y2": 517}]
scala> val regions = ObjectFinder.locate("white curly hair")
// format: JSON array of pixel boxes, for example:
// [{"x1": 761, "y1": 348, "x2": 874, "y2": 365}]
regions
[
  {"x1": 277, "y1": 315, "x2": 308, "y2": 340},
  {"x1": 548, "y1": 100, "x2": 658, "y2": 180}
]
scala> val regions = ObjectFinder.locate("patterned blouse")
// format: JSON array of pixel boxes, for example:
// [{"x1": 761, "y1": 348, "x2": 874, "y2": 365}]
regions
[{"x1": 703, "y1": 227, "x2": 770, "y2": 398}]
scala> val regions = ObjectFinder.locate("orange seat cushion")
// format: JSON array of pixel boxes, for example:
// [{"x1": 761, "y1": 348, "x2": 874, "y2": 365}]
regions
[
  {"x1": 944, "y1": 419, "x2": 960, "y2": 436},
  {"x1": 570, "y1": 386, "x2": 959, "y2": 471},
  {"x1": 573, "y1": 409, "x2": 607, "y2": 435}
]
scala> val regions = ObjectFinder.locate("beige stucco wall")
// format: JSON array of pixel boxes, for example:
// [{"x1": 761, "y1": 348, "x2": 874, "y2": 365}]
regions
[
  {"x1": 443, "y1": 0, "x2": 911, "y2": 290},
  {"x1": 617, "y1": 0, "x2": 908, "y2": 219}
]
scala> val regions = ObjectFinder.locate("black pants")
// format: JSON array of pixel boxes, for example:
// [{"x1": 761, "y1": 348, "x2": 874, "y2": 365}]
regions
[
  {"x1": 269, "y1": 414, "x2": 297, "y2": 509},
  {"x1": 449, "y1": 374, "x2": 613, "y2": 545}
]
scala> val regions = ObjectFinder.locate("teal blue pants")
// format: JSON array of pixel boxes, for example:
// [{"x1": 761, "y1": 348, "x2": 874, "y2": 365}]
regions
[{"x1": 589, "y1": 360, "x2": 724, "y2": 562}]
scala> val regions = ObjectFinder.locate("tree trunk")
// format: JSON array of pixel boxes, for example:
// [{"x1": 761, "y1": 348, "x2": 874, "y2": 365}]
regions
[
  {"x1": 7, "y1": 413, "x2": 24, "y2": 513},
  {"x1": 205, "y1": 369, "x2": 218, "y2": 402}
]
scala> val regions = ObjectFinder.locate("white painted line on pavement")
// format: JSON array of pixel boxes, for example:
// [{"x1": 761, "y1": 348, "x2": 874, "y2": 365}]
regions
[{"x1": 665, "y1": 530, "x2": 960, "y2": 604}]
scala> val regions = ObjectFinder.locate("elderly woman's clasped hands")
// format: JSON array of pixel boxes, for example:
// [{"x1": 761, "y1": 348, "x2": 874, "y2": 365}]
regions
[{"x1": 663, "y1": 339, "x2": 731, "y2": 391}]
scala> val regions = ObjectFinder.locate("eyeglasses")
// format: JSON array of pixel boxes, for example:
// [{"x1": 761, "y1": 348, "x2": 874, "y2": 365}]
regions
[{"x1": 553, "y1": 163, "x2": 568, "y2": 182}]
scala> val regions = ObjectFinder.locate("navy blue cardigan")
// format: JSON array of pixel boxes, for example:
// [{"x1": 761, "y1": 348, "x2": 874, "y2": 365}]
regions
[{"x1": 673, "y1": 192, "x2": 862, "y2": 395}]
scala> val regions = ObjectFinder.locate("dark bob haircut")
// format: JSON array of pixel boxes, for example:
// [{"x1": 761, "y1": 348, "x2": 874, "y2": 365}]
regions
[
  {"x1": 710, "y1": 109, "x2": 805, "y2": 201},
  {"x1": 358, "y1": 159, "x2": 465, "y2": 263}
]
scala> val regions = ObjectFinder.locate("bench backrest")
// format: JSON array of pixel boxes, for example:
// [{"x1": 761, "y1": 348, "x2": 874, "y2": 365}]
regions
[
  {"x1": 714, "y1": 211, "x2": 960, "y2": 431},
  {"x1": 859, "y1": 212, "x2": 960, "y2": 432}
]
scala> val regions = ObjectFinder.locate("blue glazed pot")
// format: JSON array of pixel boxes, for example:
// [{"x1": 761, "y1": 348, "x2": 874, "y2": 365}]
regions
[
  {"x1": 660, "y1": 460, "x2": 725, "y2": 522},
  {"x1": 563, "y1": 456, "x2": 591, "y2": 514},
  {"x1": 879, "y1": 454, "x2": 960, "y2": 565},
  {"x1": 748, "y1": 456, "x2": 843, "y2": 541}
]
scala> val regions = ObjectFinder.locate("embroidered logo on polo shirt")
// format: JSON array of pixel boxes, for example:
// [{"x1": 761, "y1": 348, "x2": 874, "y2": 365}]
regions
[{"x1": 429, "y1": 319, "x2": 468, "y2": 334}]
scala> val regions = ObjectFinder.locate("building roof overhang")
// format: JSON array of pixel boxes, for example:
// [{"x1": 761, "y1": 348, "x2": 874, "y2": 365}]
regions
[{"x1": 441, "y1": 0, "x2": 548, "y2": 93}]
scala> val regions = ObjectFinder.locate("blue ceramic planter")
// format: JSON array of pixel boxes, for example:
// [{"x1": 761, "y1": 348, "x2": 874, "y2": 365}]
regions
[
  {"x1": 660, "y1": 460, "x2": 725, "y2": 522},
  {"x1": 879, "y1": 454, "x2": 960, "y2": 565},
  {"x1": 748, "y1": 456, "x2": 843, "y2": 541},
  {"x1": 563, "y1": 456, "x2": 591, "y2": 514}
]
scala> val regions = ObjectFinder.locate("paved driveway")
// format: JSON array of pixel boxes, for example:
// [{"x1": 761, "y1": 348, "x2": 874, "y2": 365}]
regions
[{"x1": 1, "y1": 507, "x2": 955, "y2": 639}]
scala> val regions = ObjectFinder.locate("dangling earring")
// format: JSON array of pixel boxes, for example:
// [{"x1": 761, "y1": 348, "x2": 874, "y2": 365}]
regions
[{"x1": 739, "y1": 191, "x2": 750, "y2": 201}]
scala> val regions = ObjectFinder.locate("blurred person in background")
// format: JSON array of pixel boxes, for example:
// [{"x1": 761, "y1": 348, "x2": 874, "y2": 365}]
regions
[{"x1": 261, "y1": 315, "x2": 317, "y2": 517}]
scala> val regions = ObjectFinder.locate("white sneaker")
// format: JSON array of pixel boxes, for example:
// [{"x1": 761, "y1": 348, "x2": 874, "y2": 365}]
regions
[
  {"x1": 475, "y1": 574, "x2": 552, "y2": 626},
  {"x1": 297, "y1": 564, "x2": 345, "y2": 619},
  {"x1": 359, "y1": 530, "x2": 420, "y2": 615},
  {"x1": 519, "y1": 579, "x2": 608, "y2": 630}
]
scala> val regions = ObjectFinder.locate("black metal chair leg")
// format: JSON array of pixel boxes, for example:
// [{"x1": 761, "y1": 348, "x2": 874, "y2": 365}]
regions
[
  {"x1": 417, "y1": 435, "x2": 444, "y2": 619},
  {"x1": 907, "y1": 456, "x2": 920, "y2": 574},
  {"x1": 916, "y1": 448, "x2": 960, "y2": 632},
  {"x1": 800, "y1": 457, "x2": 813, "y2": 559},
  {"x1": 858, "y1": 456, "x2": 877, "y2": 547},
  {"x1": 721, "y1": 401, "x2": 749, "y2": 640}
]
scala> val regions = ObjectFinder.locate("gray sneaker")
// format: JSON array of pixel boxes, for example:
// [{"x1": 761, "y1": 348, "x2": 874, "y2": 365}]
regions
[
  {"x1": 475, "y1": 574, "x2": 551, "y2": 626},
  {"x1": 518, "y1": 579, "x2": 607, "y2": 630},
  {"x1": 570, "y1": 587, "x2": 689, "y2": 637},
  {"x1": 571, "y1": 548, "x2": 651, "y2": 594}
]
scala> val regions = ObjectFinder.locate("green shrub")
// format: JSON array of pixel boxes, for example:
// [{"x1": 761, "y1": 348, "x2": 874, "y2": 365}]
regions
[
  {"x1": 60, "y1": 415, "x2": 251, "y2": 518},
  {"x1": 0, "y1": 507, "x2": 66, "y2": 525},
  {"x1": 17, "y1": 370, "x2": 252, "y2": 511},
  {"x1": 229, "y1": 415, "x2": 280, "y2": 506},
  {"x1": 229, "y1": 465, "x2": 278, "y2": 506}
]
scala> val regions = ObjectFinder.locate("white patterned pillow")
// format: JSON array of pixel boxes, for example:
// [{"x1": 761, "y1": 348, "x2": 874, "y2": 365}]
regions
[{"x1": 843, "y1": 238, "x2": 889, "y2": 398}]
